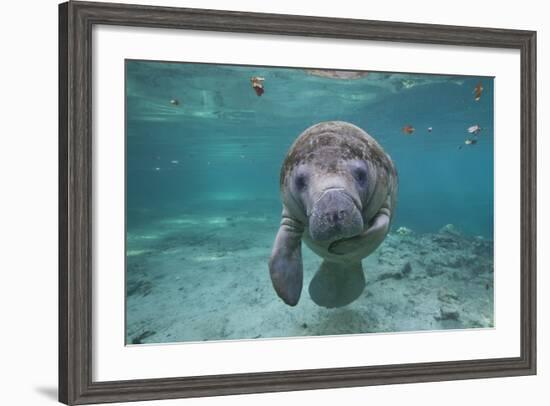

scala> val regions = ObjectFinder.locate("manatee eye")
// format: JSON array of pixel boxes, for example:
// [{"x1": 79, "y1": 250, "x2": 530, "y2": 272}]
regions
[
  {"x1": 353, "y1": 167, "x2": 367, "y2": 186},
  {"x1": 295, "y1": 173, "x2": 308, "y2": 191}
]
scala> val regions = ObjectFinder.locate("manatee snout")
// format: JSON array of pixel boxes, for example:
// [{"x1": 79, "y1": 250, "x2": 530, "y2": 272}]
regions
[{"x1": 308, "y1": 188, "x2": 363, "y2": 242}]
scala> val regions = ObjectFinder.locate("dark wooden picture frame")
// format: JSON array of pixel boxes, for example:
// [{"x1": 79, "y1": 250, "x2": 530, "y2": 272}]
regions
[{"x1": 59, "y1": 1, "x2": 536, "y2": 404}]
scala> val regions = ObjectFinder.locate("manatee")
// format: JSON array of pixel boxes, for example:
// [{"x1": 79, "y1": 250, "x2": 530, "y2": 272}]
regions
[{"x1": 269, "y1": 121, "x2": 398, "y2": 308}]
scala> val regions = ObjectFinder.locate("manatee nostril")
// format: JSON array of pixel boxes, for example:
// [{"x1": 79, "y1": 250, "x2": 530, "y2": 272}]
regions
[
  {"x1": 324, "y1": 210, "x2": 347, "y2": 223},
  {"x1": 323, "y1": 212, "x2": 335, "y2": 223},
  {"x1": 322, "y1": 211, "x2": 341, "y2": 224}
]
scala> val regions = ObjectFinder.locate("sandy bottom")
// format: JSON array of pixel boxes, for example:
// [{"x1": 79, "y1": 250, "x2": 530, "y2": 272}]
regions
[{"x1": 126, "y1": 202, "x2": 494, "y2": 345}]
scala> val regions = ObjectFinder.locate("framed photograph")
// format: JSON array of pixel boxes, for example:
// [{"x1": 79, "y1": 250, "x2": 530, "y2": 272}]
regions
[{"x1": 59, "y1": 1, "x2": 536, "y2": 404}]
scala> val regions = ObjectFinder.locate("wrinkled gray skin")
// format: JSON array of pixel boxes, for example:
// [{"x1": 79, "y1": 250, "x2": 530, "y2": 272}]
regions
[{"x1": 269, "y1": 121, "x2": 398, "y2": 308}]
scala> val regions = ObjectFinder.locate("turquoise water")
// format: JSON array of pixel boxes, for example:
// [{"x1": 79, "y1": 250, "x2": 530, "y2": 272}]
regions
[{"x1": 125, "y1": 60, "x2": 494, "y2": 344}]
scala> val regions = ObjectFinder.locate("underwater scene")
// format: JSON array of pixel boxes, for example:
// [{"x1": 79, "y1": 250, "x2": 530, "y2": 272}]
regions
[{"x1": 125, "y1": 60, "x2": 494, "y2": 345}]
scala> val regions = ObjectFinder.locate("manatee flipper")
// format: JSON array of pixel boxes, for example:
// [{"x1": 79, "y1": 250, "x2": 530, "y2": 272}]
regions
[
  {"x1": 269, "y1": 211, "x2": 304, "y2": 306},
  {"x1": 308, "y1": 260, "x2": 366, "y2": 308}
]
